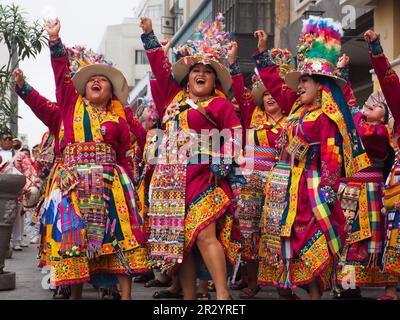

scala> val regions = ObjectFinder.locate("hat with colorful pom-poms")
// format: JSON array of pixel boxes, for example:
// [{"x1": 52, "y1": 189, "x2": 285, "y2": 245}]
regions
[{"x1": 285, "y1": 16, "x2": 346, "y2": 91}]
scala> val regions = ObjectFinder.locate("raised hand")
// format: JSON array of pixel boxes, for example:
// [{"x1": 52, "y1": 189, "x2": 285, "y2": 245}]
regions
[
  {"x1": 227, "y1": 41, "x2": 238, "y2": 65},
  {"x1": 337, "y1": 53, "x2": 350, "y2": 68},
  {"x1": 140, "y1": 16, "x2": 153, "y2": 34},
  {"x1": 364, "y1": 30, "x2": 378, "y2": 44},
  {"x1": 161, "y1": 38, "x2": 171, "y2": 55},
  {"x1": 46, "y1": 18, "x2": 60, "y2": 39},
  {"x1": 13, "y1": 68, "x2": 25, "y2": 88},
  {"x1": 254, "y1": 30, "x2": 268, "y2": 53}
]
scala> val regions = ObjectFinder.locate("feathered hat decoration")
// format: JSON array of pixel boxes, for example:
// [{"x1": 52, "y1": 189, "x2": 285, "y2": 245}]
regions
[
  {"x1": 67, "y1": 45, "x2": 113, "y2": 77},
  {"x1": 171, "y1": 13, "x2": 233, "y2": 95},
  {"x1": 285, "y1": 16, "x2": 346, "y2": 91}
]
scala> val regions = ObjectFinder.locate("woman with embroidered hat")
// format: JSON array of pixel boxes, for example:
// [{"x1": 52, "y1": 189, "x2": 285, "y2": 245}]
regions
[
  {"x1": 364, "y1": 29, "x2": 400, "y2": 300},
  {"x1": 227, "y1": 41, "x2": 291, "y2": 299},
  {"x1": 335, "y1": 53, "x2": 399, "y2": 299},
  {"x1": 252, "y1": 17, "x2": 370, "y2": 299},
  {"x1": 35, "y1": 18, "x2": 148, "y2": 300},
  {"x1": 140, "y1": 14, "x2": 242, "y2": 300}
]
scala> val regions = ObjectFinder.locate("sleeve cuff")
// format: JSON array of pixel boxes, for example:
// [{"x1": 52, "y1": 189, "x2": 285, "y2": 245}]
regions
[
  {"x1": 368, "y1": 36, "x2": 384, "y2": 57},
  {"x1": 141, "y1": 31, "x2": 161, "y2": 51},
  {"x1": 16, "y1": 82, "x2": 33, "y2": 99},
  {"x1": 229, "y1": 62, "x2": 241, "y2": 76},
  {"x1": 320, "y1": 185, "x2": 337, "y2": 207},
  {"x1": 339, "y1": 66, "x2": 349, "y2": 82},
  {"x1": 49, "y1": 38, "x2": 67, "y2": 58},
  {"x1": 210, "y1": 158, "x2": 232, "y2": 177},
  {"x1": 252, "y1": 50, "x2": 275, "y2": 69}
]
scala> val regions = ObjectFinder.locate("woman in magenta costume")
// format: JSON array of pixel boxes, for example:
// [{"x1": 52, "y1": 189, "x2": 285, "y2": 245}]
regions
[
  {"x1": 253, "y1": 18, "x2": 370, "y2": 299},
  {"x1": 335, "y1": 54, "x2": 399, "y2": 299},
  {"x1": 140, "y1": 15, "x2": 242, "y2": 300},
  {"x1": 227, "y1": 40, "x2": 291, "y2": 298},
  {"x1": 364, "y1": 29, "x2": 400, "y2": 300},
  {"x1": 32, "y1": 19, "x2": 148, "y2": 300}
]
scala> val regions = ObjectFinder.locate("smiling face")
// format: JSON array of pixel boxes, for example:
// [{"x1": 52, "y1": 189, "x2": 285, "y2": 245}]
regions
[
  {"x1": 262, "y1": 91, "x2": 281, "y2": 114},
  {"x1": 188, "y1": 64, "x2": 217, "y2": 98},
  {"x1": 363, "y1": 102, "x2": 385, "y2": 123},
  {"x1": 297, "y1": 75, "x2": 323, "y2": 106},
  {"x1": 85, "y1": 75, "x2": 113, "y2": 106}
]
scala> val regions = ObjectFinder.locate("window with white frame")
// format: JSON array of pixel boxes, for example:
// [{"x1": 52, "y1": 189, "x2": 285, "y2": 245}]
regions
[{"x1": 135, "y1": 50, "x2": 148, "y2": 65}]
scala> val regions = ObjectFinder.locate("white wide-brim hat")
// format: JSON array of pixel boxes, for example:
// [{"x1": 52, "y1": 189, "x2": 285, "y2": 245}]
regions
[
  {"x1": 72, "y1": 64, "x2": 129, "y2": 105},
  {"x1": 172, "y1": 56, "x2": 232, "y2": 96}
]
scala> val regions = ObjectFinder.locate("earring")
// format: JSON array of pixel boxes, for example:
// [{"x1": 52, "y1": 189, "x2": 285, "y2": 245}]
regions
[
  {"x1": 316, "y1": 92, "x2": 322, "y2": 107},
  {"x1": 186, "y1": 84, "x2": 189, "y2": 93}
]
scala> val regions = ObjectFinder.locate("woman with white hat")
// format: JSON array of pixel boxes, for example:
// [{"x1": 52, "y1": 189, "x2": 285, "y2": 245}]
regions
[
  {"x1": 140, "y1": 15, "x2": 242, "y2": 300},
  {"x1": 36, "y1": 18, "x2": 148, "y2": 300}
]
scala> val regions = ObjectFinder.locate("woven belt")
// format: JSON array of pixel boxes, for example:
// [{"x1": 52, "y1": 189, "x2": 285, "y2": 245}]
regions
[
  {"x1": 244, "y1": 146, "x2": 278, "y2": 171},
  {"x1": 342, "y1": 168, "x2": 384, "y2": 183},
  {"x1": 63, "y1": 142, "x2": 116, "y2": 166}
]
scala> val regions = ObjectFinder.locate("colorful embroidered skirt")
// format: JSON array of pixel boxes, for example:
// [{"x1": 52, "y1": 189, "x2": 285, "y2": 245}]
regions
[
  {"x1": 382, "y1": 159, "x2": 400, "y2": 277},
  {"x1": 236, "y1": 146, "x2": 277, "y2": 261},
  {"x1": 258, "y1": 163, "x2": 341, "y2": 291},
  {"x1": 336, "y1": 175, "x2": 399, "y2": 287},
  {"x1": 38, "y1": 143, "x2": 148, "y2": 286}
]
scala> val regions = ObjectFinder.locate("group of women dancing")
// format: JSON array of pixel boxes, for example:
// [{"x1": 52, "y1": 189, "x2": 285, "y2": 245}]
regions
[{"x1": 13, "y1": 13, "x2": 400, "y2": 300}]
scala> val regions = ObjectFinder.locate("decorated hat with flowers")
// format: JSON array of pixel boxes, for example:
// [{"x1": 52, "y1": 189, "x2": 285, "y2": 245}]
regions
[
  {"x1": 252, "y1": 48, "x2": 293, "y2": 106},
  {"x1": 67, "y1": 45, "x2": 129, "y2": 105},
  {"x1": 172, "y1": 13, "x2": 232, "y2": 95},
  {"x1": 285, "y1": 16, "x2": 346, "y2": 91}
]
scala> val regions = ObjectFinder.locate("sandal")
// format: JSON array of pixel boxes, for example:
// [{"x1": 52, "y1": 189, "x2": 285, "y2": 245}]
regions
[
  {"x1": 144, "y1": 278, "x2": 172, "y2": 288},
  {"x1": 207, "y1": 281, "x2": 216, "y2": 292},
  {"x1": 134, "y1": 272, "x2": 154, "y2": 283},
  {"x1": 196, "y1": 292, "x2": 211, "y2": 300},
  {"x1": 52, "y1": 286, "x2": 71, "y2": 300},
  {"x1": 153, "y1": 289, "x2": 183, "y2": 299},
  {"x1": 239, "y1": 286, "x2": 261, "y2": 299},
  {"x1": 230, "y1": 280, "x2": 247, "y2": 291}
]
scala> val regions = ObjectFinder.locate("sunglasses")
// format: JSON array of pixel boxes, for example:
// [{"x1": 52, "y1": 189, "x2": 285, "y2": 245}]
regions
[{"x1": 2, "y1": 137, "x2": 13, "y2": 141}]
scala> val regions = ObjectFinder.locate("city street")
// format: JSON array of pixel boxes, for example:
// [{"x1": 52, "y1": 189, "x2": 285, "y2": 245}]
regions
[{"x1": 0, "y1": 243, "x2": 388, "y2": 300}]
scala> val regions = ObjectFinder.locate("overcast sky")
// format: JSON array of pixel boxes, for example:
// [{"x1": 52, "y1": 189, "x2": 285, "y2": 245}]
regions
[{"x1": 2, "y1": 0, "x2": 141, "y2": 148}]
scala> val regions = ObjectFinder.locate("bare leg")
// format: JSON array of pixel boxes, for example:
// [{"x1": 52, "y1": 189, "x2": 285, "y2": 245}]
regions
[
  {"x1": 309, "y1": 280, "x2": 322, "y2": 300},
  {"x1": 117, "y1": 274, "x2": 132, "y2": 300},
  {"x1": 196, "y1": 222, "x2": 231, "y2": 300},
  {"x1": 70, "y1": 283, "x2": 83, "y2": 300},
  {"x1": 178, "y1": 253, "x2": 197, "y2": 300}
]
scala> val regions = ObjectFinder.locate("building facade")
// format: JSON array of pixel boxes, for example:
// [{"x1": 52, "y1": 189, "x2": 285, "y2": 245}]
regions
[{"x1": 275, "y1": 0, "x2": 400, "y2": 105}]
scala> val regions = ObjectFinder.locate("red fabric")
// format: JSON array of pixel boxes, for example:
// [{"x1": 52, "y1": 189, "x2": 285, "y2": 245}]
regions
[
  {"x1": 231, "y1": 73, "x2": 282, "y2": 149},
  {"x1": 50, "y1": 38, "x2": 133, "y2": 175},
  {"x1": 146, "y1": 46, "x2": 242, "y2": 208},
  {"x1": 352, "y1": 112, "x2": 389, "y2": 160},
  {"x1": 15, "y1": 85, "x2": 61, "y2": 157},
  {"x1": 124, "y1": 107, "x2": 147, "y2": 153},
  {"x1": 370, "y1": 53, "x2": 400, "y2": 137}
]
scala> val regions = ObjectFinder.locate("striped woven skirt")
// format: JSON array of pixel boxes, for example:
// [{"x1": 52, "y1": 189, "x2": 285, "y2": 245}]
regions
[{"x1": 37, "y1": 142, "x2": 148, "y2": 286}]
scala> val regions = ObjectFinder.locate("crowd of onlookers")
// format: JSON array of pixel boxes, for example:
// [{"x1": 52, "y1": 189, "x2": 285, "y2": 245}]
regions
[{"x1": 0, "y1": 130, "x2": 43, "y2": 251}]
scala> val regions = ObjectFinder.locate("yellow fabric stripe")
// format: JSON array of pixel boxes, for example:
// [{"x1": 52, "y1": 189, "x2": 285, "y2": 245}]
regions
[
  {"x1": 73, "y1": 96, "x2": 86, "y2": 142},
  {"x1": 349, "y1": 184, "x2": 371, "y2": 243},
  {"x1": 280, "y1": 166, "x2": 303, "y2": 237}
]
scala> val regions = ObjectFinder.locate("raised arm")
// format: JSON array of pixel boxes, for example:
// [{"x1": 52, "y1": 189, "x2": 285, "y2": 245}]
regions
[
  {"x1": 13, "y1": 68, "x2": 61, "y2": 134},
  {"x1": 252, "y1": 31, "x2": 298, "y2": 114},
  {"x1": 337, "y1": 54, "x2": 358, "y2": 109},
  {"x1": 45, "y1": 18, "x2": 78, "y2": 108},
  {"x1": 365, "y1": 30, "x2": 400, "y2": 124},
  {"x1": 228, "y1": 41, "x2": 256, "y2": 127},
  {"x1": 140, "y1": 17, "x2": 180, "y2": 112}
]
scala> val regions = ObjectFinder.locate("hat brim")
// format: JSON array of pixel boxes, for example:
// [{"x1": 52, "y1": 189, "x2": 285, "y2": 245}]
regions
[
  {"x1": 172, "y1": 57, "x2": 231, "y2": 96},
  {"x1": 285, "y1": 71, "x2": 346, "y2": 92},
  {"x1": 72, "y1": 64, "x2": 129, "y2": 105},
  {"x1": 251, "y1": 84, "x2": 267, "y2": 107}
]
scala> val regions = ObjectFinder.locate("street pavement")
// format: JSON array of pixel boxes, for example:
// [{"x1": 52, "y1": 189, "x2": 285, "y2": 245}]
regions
[{"x1": 0, "y1": 242, "x2": 388, "y2": 300}]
